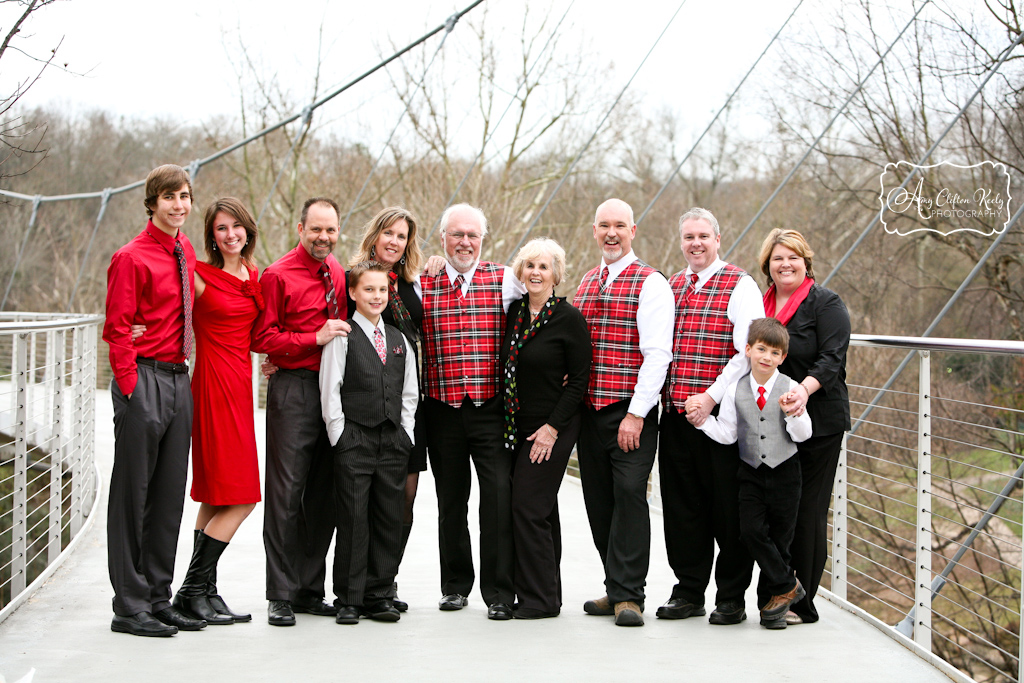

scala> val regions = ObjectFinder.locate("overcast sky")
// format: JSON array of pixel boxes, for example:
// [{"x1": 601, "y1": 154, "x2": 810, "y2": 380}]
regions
[{"x1": 3, "y1": 0, "x2": 803, "y2": 141}]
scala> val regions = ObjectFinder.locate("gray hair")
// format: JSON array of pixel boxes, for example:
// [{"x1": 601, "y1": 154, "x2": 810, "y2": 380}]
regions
[
  {"x1": 510, "y1": 237, "x2": 567, "y2": 286},
  {"x1": 439, "y1": 203, "x2": 488, "y2": 240},
  {"x1": 678, "y1": 207, "x2": 720, "y2": 237}
]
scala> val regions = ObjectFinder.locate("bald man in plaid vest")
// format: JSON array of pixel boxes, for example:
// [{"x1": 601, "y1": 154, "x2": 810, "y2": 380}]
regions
[
  {"x1": 414, "y1": 203, "x2": 526, "y2": 620},
  {"x1": 656, "y1": 207, "x2": 765, "y2": 626},
  {"x1": 574, "y1": 198, "x2": 674, "y2": 627}
]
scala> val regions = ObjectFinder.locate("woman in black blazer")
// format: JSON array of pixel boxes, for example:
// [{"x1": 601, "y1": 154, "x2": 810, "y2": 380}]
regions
[
  {"x1": 500, "y1": 237, "x2": 591, "y2": 619},
  {"x1": 759, "y1": 228, "x2": 851, "y2": 625}
]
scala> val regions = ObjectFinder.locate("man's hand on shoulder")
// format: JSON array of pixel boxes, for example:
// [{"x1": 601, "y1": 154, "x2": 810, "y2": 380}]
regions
[
  {"x1": 316, "y1": 319, "x2": 351, "y2": 346},
  {"x1": 617, "y1": 412, "x2": 644, "y2": 452}
]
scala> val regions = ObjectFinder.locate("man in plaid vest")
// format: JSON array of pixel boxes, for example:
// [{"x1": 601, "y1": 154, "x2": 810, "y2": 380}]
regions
[
  {"x1": 656, "y1": 207, "x2": 764, "y2": 625},
  {"x1": 574, "y1": 198, "x2": 674, "y2": 627},
  {"x1": 414, "y1": 203, "x2": 526, "y2": 620}
]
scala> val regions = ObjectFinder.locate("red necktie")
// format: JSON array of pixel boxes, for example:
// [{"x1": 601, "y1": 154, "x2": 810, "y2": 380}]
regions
[
  {"x1": 682, "y1": 272, "x2": 699, "y2": 306},
  {"x1": 174, "y1": 241, "x2": 194, "y2": 359},
  {"x1": 321, "y1": 263, "x2": 341, "y2": 319},
  {"x1": 757, "y1": 386, "x2": 766, "y2": 411},
  {"x1": 453, "y1": 274, "x2": 466, "y2": 302},
  {"x1": 374, "y1": 328, "x2": 387, "y2": 365},
  {"x1": 599, "y1": 266, "x2": 609, "y2": 291}
]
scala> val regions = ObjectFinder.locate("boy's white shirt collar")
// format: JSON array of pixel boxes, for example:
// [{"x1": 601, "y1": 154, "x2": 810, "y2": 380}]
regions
[
  {"x1": 749, "y1": 368, "x2": 780, "y2": 397},
  {"x1": 351, "y1": 310, "x2": 384, "y2": 337}
]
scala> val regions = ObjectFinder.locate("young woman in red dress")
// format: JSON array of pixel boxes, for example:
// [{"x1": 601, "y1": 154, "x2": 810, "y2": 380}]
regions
[{"x1": 134, "y1": 197, "x2": 263, "y2": 626}]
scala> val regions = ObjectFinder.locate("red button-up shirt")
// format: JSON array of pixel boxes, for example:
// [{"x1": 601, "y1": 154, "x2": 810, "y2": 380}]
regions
[
  {"x1": 252, "y1": 244, "x2": 346, "y2": 371},
  {"x1": 102, "y1": 221, "x2": 197, "y2": 395}
]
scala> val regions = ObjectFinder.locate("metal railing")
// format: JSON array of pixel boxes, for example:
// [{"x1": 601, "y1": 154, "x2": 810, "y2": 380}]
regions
[
  {"x1": 626, "y1": 334, "x2": 1022, "y2": 683},
  {"x1": 0, "y1": 312, "x2": 103, "y2": 621}
]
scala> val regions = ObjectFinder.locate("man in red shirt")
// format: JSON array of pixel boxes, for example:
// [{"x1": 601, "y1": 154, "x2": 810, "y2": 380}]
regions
[
  {"x1": 254, "y1": 197, "x2": 349, "y2": 626},
  {"x1": 103, "y1": 164, "x2": 206, "y2": 637}
]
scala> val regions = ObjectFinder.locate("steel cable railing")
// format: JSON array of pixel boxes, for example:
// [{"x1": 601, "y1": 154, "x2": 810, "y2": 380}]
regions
[{"x1": 0, "y1": 313, "x2": 102, "y2": 621}]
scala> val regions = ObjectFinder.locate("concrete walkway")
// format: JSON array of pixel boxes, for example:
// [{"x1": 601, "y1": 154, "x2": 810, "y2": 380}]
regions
[{"x1": 0, "y1": 390, "x2": 953, "y2": 683}]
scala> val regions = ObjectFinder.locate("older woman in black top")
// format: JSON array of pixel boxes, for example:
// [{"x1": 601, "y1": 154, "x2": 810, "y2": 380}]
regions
[
  {"x1": 759, "y1": 228, "x2": 850, "y2": 625},
  {"x1": 346, "y1": 206, "x2": 426, "y2": 611},
  {"x1": 501, "y1": 237, "x2": 591, "y2": 619}
]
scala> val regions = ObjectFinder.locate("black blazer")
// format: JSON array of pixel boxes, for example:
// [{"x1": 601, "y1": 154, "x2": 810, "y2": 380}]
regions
[
  {"x1": 499, "y1": 296, "x2": 592, "y2": 432},
  {"x1": 778, "y1": 283, "x2": 851, "y2": 436}
]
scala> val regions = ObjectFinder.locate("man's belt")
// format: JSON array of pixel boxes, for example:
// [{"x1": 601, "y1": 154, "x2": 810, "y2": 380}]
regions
[{"x1": 137, "y1": 357, "x2": 189, "y2": 374}]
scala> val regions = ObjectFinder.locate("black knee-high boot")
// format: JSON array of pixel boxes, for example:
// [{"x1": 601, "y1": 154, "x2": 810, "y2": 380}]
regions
[
  {"x1": 392, "y1": 522, "x2": 414, "y2": 612},
  {"x1": 172, "y1": 530, "x2": 234, "y2": 625},
  {"x1": 207, "y1": 543, "x2": 252, "y2": 622}
]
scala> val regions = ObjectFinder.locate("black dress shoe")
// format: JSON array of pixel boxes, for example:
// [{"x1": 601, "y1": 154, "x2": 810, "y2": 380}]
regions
[
  {"x1": 362, "y1": 600, "x2": 400, "y2": 622},
  {"x1": 209, "y1": 594, "x2": 252, "y2": 622},
  {"x1": 268, "y1": 600, "x2": 296, "y2": 627},
  {"x1": 111, "y1": 611, "x2": 177, "y2": 637},
  {"x1": 293, "y1": 598, "x2": 338, "y2": 616},
  {"x1": 487, "y1": 603, "x2": 513, "y2": 620},
  {"x1": 709, "y1": 600, "x2": 747, "y2": 625},
  {"x1": 336, "y1": 605, "x2": 361, "y2": 624},
  {"x1": 438, "y1": 594, "x2": 468, "y2": 611},
  {"x1": 656, "y1": 598, "x2": 706, "y2": 620},
  {"x1": 393, "y1": 596, "x2": 409, "y2": 612},
  {"x1": 153, "y1": 606, "x2": 206, "y2": 631},
  {"x1": 513, "y1": 607, "x2": 559, "y2": 619}
]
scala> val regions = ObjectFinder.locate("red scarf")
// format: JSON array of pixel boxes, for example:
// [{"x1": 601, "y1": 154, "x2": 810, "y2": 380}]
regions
[{"x1": 764, "y1": 277, "x2": 814, "y2": 325}]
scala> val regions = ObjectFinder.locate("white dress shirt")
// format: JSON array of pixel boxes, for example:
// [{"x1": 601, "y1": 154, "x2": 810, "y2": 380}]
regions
[
  {"x1": 698, "y1": 370, "x2": 812, "y2": 445},
  {"x1": 320, "y1": 311, "x2": 419, "y2": 447},
  {"x1": 586, "y1": 250, "x2": 675, "y2": 418},
  {"x1": 683, "y1": 257, "x2": 764, "y2": 404},
  {"x1": 413, "y1": 260, "x2": 526, "y2": 314}
]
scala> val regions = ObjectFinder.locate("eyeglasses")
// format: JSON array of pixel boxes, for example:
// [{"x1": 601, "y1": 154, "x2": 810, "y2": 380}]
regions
[{"x1": 447, "y1": 231, "x2": 482, "y2": 242}]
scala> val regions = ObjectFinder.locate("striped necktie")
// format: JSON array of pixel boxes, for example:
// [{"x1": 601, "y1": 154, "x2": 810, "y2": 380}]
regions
[{"x1": 173, "y1": 241, "x2": 194, "y2": 359}]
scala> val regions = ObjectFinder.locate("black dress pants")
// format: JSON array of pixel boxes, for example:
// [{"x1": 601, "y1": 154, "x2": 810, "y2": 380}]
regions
[
  {"x1": 263, "y1": 369, "x2": 336, "y2": 602},
  {"x1": 424, "y1": 396, "x2": 514, "y2": 606},
  {"x1": 738, "y1": 457, "x2": 801, "y2": 598},
  {"x1": 511, "y1": 413, "x2": 580, "y2": 613},
  {"x1": 578, "y1": 401, "x2": 657, "y2": 607},
  {"x1": 107, "y1": 364, "x2": 191, "y2": 617},
  {"x1": 332, "y1": 421, "x2": 409, "y2": 606},
  {"x1": 658, "y1": 408, "x2": 753, "y2": 607},
  {"x1": 788, "y1": 431, "x2": 844, "y2": 622}
]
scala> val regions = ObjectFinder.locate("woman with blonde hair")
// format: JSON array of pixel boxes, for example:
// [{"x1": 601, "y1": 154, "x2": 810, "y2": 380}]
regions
[
  {"x1": 758, "y1": 228, "x2": 850, "y2": 626},
  {"x1": 500, "y1": 237, "x2": 591, "y2": 619}
]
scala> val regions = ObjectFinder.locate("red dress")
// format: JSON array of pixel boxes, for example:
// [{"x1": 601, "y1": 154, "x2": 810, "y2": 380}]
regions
[{"x1": 190, "y1": 261, "x2": 263, "y2": 505}]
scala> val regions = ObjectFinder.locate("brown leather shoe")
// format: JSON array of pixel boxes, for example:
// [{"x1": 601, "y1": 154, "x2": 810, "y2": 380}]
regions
[
  {"x1": 760, "y1": 579, "x2": 806, "y2": 620},
  {"x1": 583, "y1": 595, "x2": 614, "y2": 616},
  {"x1": 614, "y1": 601, "x2": 643, "y2": 626}
]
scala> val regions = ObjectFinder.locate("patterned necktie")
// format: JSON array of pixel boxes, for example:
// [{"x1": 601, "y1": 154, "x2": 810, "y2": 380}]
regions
[
  {"x1": 757, "y1": 386, "x2": 766, "y2": 411},
  {"x1": 321, "y1": 262, "x2": 341, "y2": 319},
  {"x1": 453, "y1": 274, "x2": 466, "y2": 302},
  {"x1": 173, "y1": 241, "x2": 194, "y2": 359},
  {"x1": 682, "y1": 272, "x2": 700, "y2": 306},
  {"x1": 374, "y1": 328, "x2": 387, "y2": 365},
  {"x1": 599, "y1": 266, "x2": 609, "y2": 291}
]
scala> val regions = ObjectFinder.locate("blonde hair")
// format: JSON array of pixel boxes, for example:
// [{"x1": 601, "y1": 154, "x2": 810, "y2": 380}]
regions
[
  {"x1": 511, "y1": 237, "x2": 567, "y2": 286},
  {"x1": 349, "y1": 206, "x2": 423, "y2": 282},
  {"x1": 758, "y1": 228, "x2": 815, "y2": 285}
]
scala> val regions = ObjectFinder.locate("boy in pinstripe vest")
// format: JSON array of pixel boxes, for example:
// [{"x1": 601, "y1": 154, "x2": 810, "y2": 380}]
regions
[
  {"x1": 320, "y1": 261, "x2": 419, "y2": 624},
  {"x1": 696, "y1": 318, "x2": 812, "y2": 629}
]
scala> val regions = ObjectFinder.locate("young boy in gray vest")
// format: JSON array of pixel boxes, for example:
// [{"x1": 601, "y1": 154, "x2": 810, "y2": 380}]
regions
[
  {"x1": 696, "y1": 317, "x2": 812, "y2": 629},
  {"x1": 320, "y1": 260, "x2": 419, "y2": 624}
]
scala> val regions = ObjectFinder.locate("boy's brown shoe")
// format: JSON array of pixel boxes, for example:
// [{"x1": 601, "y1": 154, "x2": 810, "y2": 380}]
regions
[
  {"x1": 583, "y1": 595, "x2": 614, "y2": 616},
  {"x1": 760, "y1": 579, "x2": 806, "y2": 621},
  {"x1": 614, "y1": 601, "x2": 644, "y2": 626}
]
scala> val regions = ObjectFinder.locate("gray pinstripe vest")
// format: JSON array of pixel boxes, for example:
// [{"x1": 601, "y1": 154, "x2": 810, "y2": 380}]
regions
[{"x1": 735, "y1": 372, "x2": 798, "y2": 469}]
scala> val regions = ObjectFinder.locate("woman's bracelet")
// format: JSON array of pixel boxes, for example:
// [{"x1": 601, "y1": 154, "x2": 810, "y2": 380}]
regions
[{"x1": 545, "y1": 425, "x2": 558, "y2": 439}]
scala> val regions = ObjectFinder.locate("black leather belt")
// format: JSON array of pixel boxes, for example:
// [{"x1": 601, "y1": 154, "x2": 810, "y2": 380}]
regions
[{"x1": 137, "y1": 357, "x2": 189, "y2": 374}]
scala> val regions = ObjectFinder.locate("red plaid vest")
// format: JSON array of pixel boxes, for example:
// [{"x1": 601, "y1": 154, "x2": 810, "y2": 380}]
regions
[
  {"x1": 663, "y1": 263, "x2": 746, "y2": 410},
  {"x1": 574, "y1": 259, "x2": 657, "y2": 411},
  {"x1": 421, "y1": 262, "x2": 505, "y2": 407}
]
